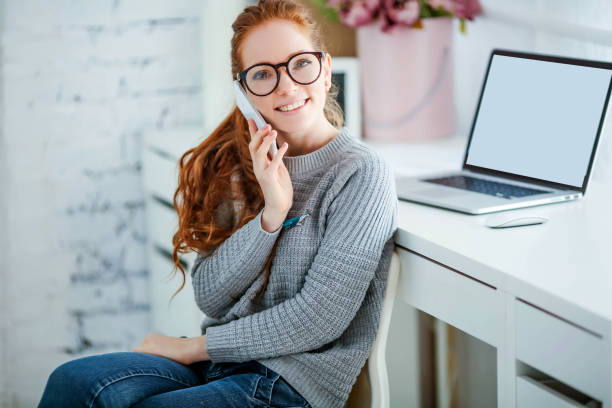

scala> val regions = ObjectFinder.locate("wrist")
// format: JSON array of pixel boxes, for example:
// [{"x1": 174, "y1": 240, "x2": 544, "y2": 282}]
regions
[
  {"x1": 185, "y1": 335, "x2": 209, "y2": 364},
  {"x1": 261, "y1": 206, "x2": 288, "y2": 233},
  {"x1": 263, "y1": 204, "x2": 290, "y2": 215}
]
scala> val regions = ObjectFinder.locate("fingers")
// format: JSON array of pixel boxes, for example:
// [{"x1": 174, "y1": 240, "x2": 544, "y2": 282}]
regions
[
  {"x1": 257, "y1": 129, "x2": 277, "y2": 161},
  {"x1": 248, "y1": 119, "x2": 270, "y2": 141},
  {"x1": 247, "y1": 118, "x2": 255, "y2": 137},
  {"x1": 270, "y1": 140, "x2": 288, "y2": 171},
  {"x1": 248, "y1": 121, "x2": 272, "y2": 156}
]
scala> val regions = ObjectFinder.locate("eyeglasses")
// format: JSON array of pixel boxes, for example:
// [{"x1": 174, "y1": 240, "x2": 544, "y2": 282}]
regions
[{"x1": 236, "y1": 51, "x2": 326, "y2": 97}]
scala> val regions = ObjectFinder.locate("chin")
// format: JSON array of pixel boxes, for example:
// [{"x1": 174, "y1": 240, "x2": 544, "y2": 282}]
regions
[
  {"x1": 277, "y1": 106, "x2": 320, "y2": 131},
  {"x1": 273, "y1": 114, "x2": 317, "y2": 135},
  {"x1": 276, "y1": 121, "x2": 306, "y2": 133}
]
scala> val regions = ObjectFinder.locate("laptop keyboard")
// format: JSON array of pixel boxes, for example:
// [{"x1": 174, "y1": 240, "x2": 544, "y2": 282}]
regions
[{"x1": 422, "y1": 175, "x2": 550, "y2": 199}]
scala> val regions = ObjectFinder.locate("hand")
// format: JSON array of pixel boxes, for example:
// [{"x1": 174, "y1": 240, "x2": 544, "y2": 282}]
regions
[
  {"x1": 247, "y1": 119, "x2": 293, "y2": 217},
  {"x1": 131, "y1": 333, "x2": 209, "y2": 365}
]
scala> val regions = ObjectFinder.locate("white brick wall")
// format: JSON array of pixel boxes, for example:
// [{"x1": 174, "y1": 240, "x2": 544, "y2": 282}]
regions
[{"x1": 1, "y1": 1, "x2": 202, "y2": 406}]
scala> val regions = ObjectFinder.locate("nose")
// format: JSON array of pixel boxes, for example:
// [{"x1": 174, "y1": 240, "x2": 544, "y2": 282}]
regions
[{"x1": 276, "y1": 66, "x2": 297, "y2": 94}]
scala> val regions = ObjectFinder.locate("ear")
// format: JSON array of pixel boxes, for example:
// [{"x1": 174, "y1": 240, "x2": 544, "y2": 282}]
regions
[{"x1": 323, "y1": 52, "x2": 332, "y2": 92}]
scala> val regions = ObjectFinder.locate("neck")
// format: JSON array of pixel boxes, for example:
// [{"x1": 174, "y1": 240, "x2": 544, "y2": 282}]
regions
[{"x1": 275, "y1": 119, "x2": 340, "y2": 157}]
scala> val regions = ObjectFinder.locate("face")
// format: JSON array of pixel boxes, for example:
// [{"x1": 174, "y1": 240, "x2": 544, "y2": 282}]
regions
[{"x1": 239, "y1": 19, "x2": 332, "y2": 136}]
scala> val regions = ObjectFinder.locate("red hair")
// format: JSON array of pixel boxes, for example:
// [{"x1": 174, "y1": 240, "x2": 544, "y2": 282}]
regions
[{"x1": 169, "y1": 0, "x2": 344, "y2": 302}]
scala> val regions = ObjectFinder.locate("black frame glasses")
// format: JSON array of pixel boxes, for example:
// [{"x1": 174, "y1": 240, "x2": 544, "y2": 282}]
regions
[{"x1": 236, "y1": 51, "x2": 326, "y2": 96}]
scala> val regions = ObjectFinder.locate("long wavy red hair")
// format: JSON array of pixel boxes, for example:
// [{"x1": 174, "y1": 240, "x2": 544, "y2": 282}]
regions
[{"x1": 169, "y1": 0, "x2": 344, "y2": 303}]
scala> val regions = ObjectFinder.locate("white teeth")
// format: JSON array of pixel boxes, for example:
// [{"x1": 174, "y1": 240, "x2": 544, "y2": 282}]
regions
[{"x1": 278, "y1": 99, "x2": 306, "y2": 112}]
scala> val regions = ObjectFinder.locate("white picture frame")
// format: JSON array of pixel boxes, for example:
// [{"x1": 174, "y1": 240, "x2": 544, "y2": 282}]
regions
[{"x1": 330, "y1": 57, "x2": 362, "y2": 140}]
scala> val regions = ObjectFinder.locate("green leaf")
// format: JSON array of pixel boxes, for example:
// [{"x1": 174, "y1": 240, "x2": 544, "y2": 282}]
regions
[
  {"x1": 419, "y1": 0, "x2": 454, "y2": 19},
  {"x1": 420, "y1": 0, "x2": 434, "y2": 18},
  {"x1": 432, "y1": 8, "x2": 454, "y2": 18}
]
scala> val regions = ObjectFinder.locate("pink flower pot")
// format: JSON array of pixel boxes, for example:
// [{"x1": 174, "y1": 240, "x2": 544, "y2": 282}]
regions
[{"x1": 357, "y1": 17, "x2": 456, "y2": 141}]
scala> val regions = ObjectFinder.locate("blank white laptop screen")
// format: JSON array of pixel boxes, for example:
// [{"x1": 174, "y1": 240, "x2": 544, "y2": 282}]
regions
[{"x1": 466, "y1": 54, "x2": 612, "y2": 188}]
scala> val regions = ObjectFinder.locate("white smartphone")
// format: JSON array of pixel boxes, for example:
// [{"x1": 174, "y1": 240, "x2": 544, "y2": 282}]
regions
[{"x1": 233, "y1": 80, "x2": 278, "y2": 158}]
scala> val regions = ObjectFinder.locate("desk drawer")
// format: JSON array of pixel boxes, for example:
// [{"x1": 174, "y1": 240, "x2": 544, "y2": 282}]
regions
[
  {"x1": 516, "y1": 375, "x2": 598, "y2": 408},
  {"x1": 397, "y1": 247, "x2": 501, "y2": 347},
  {"x1": 515, "y1": 299, "x2": 606, "y2": 402}
]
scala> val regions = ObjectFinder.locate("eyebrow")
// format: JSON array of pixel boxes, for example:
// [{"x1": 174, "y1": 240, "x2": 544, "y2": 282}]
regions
[{"x1": 246, "y1": 49, "x2": 310, "y2": 68}]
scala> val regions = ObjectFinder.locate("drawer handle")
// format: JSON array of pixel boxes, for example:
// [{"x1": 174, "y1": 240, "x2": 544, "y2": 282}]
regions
[
  {"x1": 398, "y1": 245, "x2": 497, "y2": 290},
  {"x1": 517, "y1": 298, "x2": 603, "y2": 339},
  {"x1": 517, "y1": 374, "x2": 601, "y2": 407}
]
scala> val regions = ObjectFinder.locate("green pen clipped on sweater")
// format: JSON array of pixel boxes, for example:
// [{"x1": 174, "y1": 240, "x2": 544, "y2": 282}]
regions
[{"x1": 283, "y1": 208, "x2": 311, "y2": 230}]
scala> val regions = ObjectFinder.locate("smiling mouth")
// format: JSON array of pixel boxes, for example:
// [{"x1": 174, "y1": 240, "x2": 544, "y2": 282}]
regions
[{"x1": 275, "y1": 98, "x2": 309, "y2": 112}]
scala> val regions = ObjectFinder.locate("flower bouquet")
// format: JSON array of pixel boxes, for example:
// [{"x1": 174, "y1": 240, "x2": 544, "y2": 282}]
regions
[
  {"x1": 319, "y1": 0, "x2": 482, "y2": 33},
  {"x1": 314, "y1": 0, "x2": 483, "y2": 141}
]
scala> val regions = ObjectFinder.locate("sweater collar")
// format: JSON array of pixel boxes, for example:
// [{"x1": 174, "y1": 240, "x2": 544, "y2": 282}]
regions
[{"x1": 282, "y1": 127, "x2": 354, "y2": 177}]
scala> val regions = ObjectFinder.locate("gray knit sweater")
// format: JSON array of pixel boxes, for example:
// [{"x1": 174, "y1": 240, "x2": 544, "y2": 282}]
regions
[{"x1": 191, "y1": 127, "x2": 398, "y2": 408}]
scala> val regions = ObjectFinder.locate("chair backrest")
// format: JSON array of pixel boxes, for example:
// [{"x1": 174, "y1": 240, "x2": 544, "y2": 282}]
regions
[{"x1": 346, "y1": 248, "x2": 401, "y2": 408}]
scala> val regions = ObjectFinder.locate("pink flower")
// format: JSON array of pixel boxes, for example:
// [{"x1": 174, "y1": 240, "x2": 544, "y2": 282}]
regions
[
  {"x1": 335, "y1": 0, "x2": 380, "y2": 28},
  {"x1": 326, "y1": 0, "x2": 482, "y2": 32},
  {"x1": 381, "y1": 0, "x2": 420, "y2": 33},
  {"x1": 451, "y1": 0, "x2": 482, "y2": 20}
]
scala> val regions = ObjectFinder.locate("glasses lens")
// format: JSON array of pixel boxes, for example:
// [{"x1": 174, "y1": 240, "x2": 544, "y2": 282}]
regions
[
  {"x1": 246, "y1": 65, "x2": 277, "y2": 95},
  {"x1": 288, "y1": 53, "x2": 320, "y2": 84}
]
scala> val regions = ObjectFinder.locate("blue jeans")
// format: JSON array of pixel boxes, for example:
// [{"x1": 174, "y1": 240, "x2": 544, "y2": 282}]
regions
[{"x1": 37, "y1": 352, "x2": 311, "y2": 408}]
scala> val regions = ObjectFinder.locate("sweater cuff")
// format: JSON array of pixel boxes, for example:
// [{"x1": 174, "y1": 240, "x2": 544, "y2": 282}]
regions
[
  {"x1": 255, "y1": 207, "x2": 283, "y2": 236},
  {"x1": 244, "y1": 208, "x2": 282, "y2": 262},
  {"x1": 205, "y1": 323, "x2": 239, "y2": 363}
]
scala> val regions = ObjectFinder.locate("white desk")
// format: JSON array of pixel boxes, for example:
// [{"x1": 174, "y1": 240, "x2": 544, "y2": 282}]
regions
[{"x1": 368, "y1": 135, "x2": 612, "y2": 408}]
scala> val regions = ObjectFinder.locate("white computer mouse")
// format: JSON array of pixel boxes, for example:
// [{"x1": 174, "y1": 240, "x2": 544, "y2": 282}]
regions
[{"x1": 485, "y1": 214, "x2": 549, "y2": 229}]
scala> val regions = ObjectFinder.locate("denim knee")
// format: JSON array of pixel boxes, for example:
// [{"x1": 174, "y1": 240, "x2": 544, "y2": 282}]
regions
[
  {"x1": 39, "y1": 353, "x2": 201, "y2": 408},
  {"x1": 46, "y1": 362, "x2": 75, "y2": 391},
  {"x1": 38, "y1": 360, "x2": 92, "y2": 407}
]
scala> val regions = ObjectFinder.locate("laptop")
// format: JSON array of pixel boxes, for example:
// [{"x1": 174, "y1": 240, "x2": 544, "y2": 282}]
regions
[{"x1": 396, "y1": 49, "x2": 612, "y2": 215}]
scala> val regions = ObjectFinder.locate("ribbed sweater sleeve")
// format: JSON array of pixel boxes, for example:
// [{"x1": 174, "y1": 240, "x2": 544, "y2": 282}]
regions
[
  {"x1": 204, "y1": 156, "x2": 397, "y2": 362},
  {"x1": 191, "y1": 208, "x2": 282, "y2": 319}
]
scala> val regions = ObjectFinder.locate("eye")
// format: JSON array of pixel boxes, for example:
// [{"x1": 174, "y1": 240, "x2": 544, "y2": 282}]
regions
[
  {"x1": 252, "y1": 70, "x2": 270, "y2": 80},
  {"x1": 292, "y1": 59, "x2": 312, "y2": 69}
]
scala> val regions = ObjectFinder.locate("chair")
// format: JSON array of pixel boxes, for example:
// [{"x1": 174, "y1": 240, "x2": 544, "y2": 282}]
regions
[{"x1": 346, "y1": 248, "x2": 401, "y2": 408}]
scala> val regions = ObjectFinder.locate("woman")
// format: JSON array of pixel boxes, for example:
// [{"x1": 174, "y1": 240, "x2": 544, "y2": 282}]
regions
[{"x1": 38, "y1": 1, "x2": 397, "y2": 407}]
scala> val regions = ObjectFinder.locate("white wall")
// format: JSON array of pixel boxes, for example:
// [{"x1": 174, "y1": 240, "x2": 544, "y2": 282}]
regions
[{"x1": 1, "y1": 1, "x2": 202, "y2": 406}]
